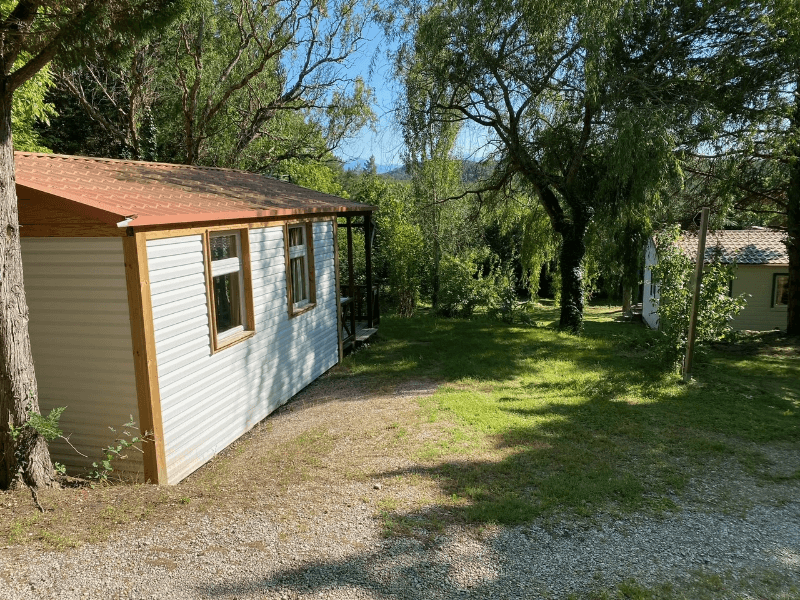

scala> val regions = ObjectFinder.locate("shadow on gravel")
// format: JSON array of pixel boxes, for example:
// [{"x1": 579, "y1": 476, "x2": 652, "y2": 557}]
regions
[{"x1": 194, "y1": 503, "x2": 800, "y2": 600}]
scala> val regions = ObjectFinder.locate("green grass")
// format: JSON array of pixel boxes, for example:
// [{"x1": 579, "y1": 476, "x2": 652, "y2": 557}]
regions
[
  {"x1": 578, "y1": 570, "x2": 800, "y2": 599},
  {"x1": 339, "y1": 304, "x2": 800, "y2": 525}
]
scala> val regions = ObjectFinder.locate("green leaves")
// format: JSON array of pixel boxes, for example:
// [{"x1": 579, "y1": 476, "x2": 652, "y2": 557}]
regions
[{"x1": 649, "y1": 226, "x2": 748, "y2": 370}]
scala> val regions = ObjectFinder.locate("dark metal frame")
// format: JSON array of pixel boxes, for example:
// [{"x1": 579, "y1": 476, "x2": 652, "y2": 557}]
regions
[{"x1": 338, "y1": 213, "x2": 379, "y2": 350}]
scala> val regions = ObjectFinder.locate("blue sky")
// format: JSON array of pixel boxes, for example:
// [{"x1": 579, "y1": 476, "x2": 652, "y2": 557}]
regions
[{"x1": 335, "y1": 24, "x2": 404, "y2": 167}]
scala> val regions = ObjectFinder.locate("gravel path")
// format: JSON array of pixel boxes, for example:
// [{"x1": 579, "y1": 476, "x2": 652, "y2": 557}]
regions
[
  {"x1": 1, "y1": 488, "x2": 798, "y2": 599},
  {"x1": 1, "y1": 378, "x2": 798, "y2": 599}
]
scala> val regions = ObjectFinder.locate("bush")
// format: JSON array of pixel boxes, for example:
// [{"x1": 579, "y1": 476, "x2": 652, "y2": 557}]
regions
[
  {"x1": 438, "y1": 250, "x2": 495, "y2": 317},
  {"x1": 649, "y1": 226, "x2": 747, "y2": 370}
]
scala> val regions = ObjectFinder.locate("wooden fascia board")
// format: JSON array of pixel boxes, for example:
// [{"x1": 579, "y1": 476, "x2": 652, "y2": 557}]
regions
[
  {"x1": 123, "y1": 233, "x2": 168, "y2": 484},
  {"x1": 16, "y1": 184, "x2": 130, "y2": 225},
  {"x1": 127, "y1": 206, "x2": 377, "y2": 228}
]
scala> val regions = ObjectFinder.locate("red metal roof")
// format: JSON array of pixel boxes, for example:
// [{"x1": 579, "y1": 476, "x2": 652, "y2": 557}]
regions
[{"x1": 14, "y1": 152, "x2": 375, "y2": 227}]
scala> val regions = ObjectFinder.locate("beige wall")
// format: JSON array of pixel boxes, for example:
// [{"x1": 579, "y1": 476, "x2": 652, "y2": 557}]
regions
[
  {"x1": 730, "y1": 265, "x2": 788, "y2": 331},
  {"x1": 22, "y1": 238, "x2": 143, "y2": 478}
]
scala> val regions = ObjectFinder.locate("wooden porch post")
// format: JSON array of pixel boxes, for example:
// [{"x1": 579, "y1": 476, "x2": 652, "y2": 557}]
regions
[
  {"x1": 365, "y1": 212, "x2": 373, "y2": 328},
  {"x1": 332, "y1": 217, "x2": 344, "y2": 363},
  {"x1": 346, "y1": 216, "x2": 356, "y2": 340}
]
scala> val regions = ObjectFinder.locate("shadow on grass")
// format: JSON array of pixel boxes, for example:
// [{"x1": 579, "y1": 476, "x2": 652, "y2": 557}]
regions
[{"x1": 344, "y1": 311, "x2": 800, "y2": 526}]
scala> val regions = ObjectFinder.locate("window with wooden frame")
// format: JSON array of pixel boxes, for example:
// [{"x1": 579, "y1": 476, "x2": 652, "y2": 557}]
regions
[
  {"x1": 285, "y1": 222, "x2": 316, "y2": 317},
  {"x1": 772, "y1": 273, "x2": 789, "y2": 308},
  {"x1": 205, "y1": 229, "x2": 255, "y2": 351}
]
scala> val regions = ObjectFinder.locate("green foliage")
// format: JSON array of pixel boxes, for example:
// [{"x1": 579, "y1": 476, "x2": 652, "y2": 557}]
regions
[
  {"x1": 437, "y1": 249, "x2": 494, "y2": 318},
  {"x1": 23, "y1": 407, "x2": 65, "y2": 442},
  {"x1": 47, "y1": 0, "x2": 376, "y2": 169},
  {"x1": 87, "y1": 418, "x2": 150, "y2": 483},
  {"x1": 376, "y1": 188, "x2": 425, "y2": 317},
  {"x1": 649, "y1": 227, "x2": 748, "y2": 370},
  {"x1": 281, "y1": 159, "x2": 348, "y2": 197}
]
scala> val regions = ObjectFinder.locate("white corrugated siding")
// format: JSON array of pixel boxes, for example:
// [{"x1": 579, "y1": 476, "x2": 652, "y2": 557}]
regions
[
  {"x1": 149, "y1": 221, "x2": 339, "y2": 483},
  {"x1": 21, "y1": 238, "x2": 143, "y2": 478}
]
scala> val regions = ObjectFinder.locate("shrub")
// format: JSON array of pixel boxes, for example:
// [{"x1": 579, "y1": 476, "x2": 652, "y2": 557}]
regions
[
  {"x1": 649, "y1": 226, "x2": 747, "y2": 370},
  {"x1": 438, "y1": 250, "x2": 495, "y2": 317}
]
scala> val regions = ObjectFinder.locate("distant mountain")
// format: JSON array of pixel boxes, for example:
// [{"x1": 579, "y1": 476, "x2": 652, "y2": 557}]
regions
[
  {"x1": 379, "y1": 159, "x2": 494, "y2": 184},
  {"x1": 342, "y1": 159, "x2": 402, "y2": 174}
]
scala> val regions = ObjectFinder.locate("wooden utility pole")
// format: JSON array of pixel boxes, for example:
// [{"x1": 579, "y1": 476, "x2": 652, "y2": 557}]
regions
[{"x1": 683, "y1": 207, "x2": 710, "y2": 381}]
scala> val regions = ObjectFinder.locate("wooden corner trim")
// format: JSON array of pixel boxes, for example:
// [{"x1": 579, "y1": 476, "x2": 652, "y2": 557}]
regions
[
  {"x1": 123, "y1": 233, "x2": 167, "y2": 484},
  {"x1": 332, "y1": 217, "x2": 344, "y2": 362}
]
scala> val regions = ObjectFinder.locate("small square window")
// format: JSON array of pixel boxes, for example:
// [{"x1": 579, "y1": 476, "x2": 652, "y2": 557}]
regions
[
  {"x1": 285, "y1": 222, "x2": 316, "y2": 317},
  {"x1": 773, "y1": 274, "x2": 789, "y2": 307},
  {"x1": 206, "y1": 229, "x2": 255, "y2": 351}
]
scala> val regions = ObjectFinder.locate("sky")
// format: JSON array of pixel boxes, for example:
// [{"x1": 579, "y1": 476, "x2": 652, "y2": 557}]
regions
[{"x1": 335, "y1": 24, "x2": 405, "y2": 168}]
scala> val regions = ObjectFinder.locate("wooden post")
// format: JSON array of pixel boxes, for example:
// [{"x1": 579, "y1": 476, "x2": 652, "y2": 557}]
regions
[
  {"x1": 683, "y1": 207, "x2": 710, "y2": 381},
  {"x1": 364, "y1": 212, "x2": 373, "y2": 328},
  {"x1": 346, "y1": 216, "x2": 356, "y2": 341},
  {"x1": 123, "y1": 232, "x2": 167, "y2": 484},
  {"x1": 332, "y1": 217, "x2": 344, "y2": 362}
]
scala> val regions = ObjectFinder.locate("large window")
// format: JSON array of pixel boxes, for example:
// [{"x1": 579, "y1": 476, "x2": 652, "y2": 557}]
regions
[
  {"x1": 285, "y1": 222, "x2": 316, "y2": 317},
  {"x1": 773, "y1": 273, "x2": 789, "y2": 308},
  {"x1": 206, "y1": 229, "x2": 255, "y2": 351}
]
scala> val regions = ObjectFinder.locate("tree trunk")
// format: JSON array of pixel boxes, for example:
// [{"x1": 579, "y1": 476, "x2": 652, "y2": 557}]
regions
[
  {"x1": 557, "y1": 215, "x2": 590, "y2": 333},
  {"x1": 0, "y1": 89, "x2": 54, "y2": 490},
  {"x1": 622, "y1": 285, "x2": 632, "y2": 315},
  {"x1": 787, "y1": 144, "x2": 799, "y2": 336},
  {"x1": 787, "y1": 83, "x2": 800, "y2": 336}
]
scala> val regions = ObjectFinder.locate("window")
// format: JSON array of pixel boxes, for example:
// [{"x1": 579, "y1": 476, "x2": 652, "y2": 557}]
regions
[
  {"x1": 206, "y1": 229, "x2": 255, "y2": 351},
  {"x1": 773, "y1": 273, "x2": 789, "y2": 308},
  {"x1": 285, "y1": 222, "x2": 316, "y2": 317}
]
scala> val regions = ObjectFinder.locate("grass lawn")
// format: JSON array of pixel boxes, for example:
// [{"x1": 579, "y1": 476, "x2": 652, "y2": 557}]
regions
[{"x1": 337, "y1": 303, "x2": 800, "y2": 526}]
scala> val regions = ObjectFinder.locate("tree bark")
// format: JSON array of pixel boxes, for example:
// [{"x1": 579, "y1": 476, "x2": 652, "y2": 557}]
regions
[
  {"x1": 787, "y1": 80, "x2": 800, "y2": 336},
  {"x1": 787, "y1": 143, "x2": 799, "y2": 336},
  {"x1": 0, "y1": 88, "x2": 53, "y2": 490},
  {"x1": 622, "y1": 285, "x2": 633, "y2": 315},
  {"x1": 557, "y1": 213, "x2": 590, "y2": 333}
]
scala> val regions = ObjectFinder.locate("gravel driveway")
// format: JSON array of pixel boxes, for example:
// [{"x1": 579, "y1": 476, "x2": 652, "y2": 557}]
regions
[{"x1": 1, "y1": 378, "x2": 798, "y2": 599}]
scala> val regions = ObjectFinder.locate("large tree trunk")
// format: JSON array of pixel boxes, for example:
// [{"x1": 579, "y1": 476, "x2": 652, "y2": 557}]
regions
[
  {"x1": 787, "y1": 84, "x2": 800, "y2": 336},
  {"x1": 622, "y1": 285, "x2": 633, "y2": 315},
  {"x1": 0, "y1": 90, "x2": 54, "y2": 490},
  {"x1": 557, "y1": 215, "x2": 590, "y2": 333},
  {"x1": 787, "y1": 144, "x2": 799, "y2": 336}
]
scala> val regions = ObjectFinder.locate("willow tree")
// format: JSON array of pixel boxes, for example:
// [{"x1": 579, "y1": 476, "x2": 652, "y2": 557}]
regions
[
  {"x1": 403, "y1": 0, "x2": 756, "y2": 331},
  {"x1": 0, "y1": 0, "x2": 184, "y2": 491}
]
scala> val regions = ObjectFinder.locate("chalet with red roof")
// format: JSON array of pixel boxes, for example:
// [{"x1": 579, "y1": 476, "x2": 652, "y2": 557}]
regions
[{"x1": 16, "y1": 152, "x2": 377, "y2": 484}]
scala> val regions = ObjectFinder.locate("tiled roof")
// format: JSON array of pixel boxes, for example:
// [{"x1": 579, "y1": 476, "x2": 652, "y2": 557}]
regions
[
  {"x1": 14, "y1": 152, "x2": 374, "y2": 227},
  {"x1": 676, "y1": 229, "x2": 788, "y2": 265}
]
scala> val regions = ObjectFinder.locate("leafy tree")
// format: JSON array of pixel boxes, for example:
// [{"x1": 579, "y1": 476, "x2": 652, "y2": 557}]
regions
[
  {"x1": 51, "y1": 0, "x2": 377, "y2": 169},
  {"x1": 401, "y1": 91, "x2": 464, "y2": 309},
  {"x1": 0, "y1": 0, "x2": 185, "y2": 491},
  {"x1": 668, "y1": 0, "x2": 799, "y2": 334},
  {"x1": 400, "y1": 0, "x2": 722, "y2": 332}
]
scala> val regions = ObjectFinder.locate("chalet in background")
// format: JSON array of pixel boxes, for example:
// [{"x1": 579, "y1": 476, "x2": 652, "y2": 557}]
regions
[
  {"x1": 644, "y1": 229, "x2": 789, "y2": 332},
  {"x1": 15, "y1": 152, "x2": 377, "y2": 484}
]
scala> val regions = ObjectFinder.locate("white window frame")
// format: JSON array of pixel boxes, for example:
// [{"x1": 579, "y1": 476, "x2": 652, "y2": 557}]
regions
[
  {"x1": 205, "y1": 228, "x2": 255, "y2": 352},
  {"x1": 285, "y1": 221, "x2": 316, "y2": 318}
]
